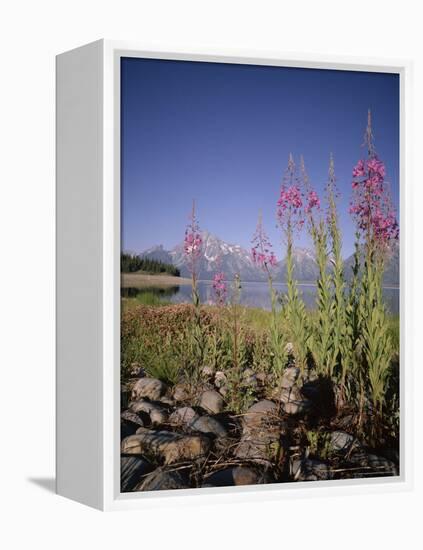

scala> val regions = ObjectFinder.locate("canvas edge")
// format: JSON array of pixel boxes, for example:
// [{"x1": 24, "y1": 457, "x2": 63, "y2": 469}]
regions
[{"x1": 96, "y1": 39, "x2": 413, "y2": 511}]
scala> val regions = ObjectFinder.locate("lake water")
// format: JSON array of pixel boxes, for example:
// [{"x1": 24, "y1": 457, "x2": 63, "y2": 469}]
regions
[{"x1": 122, "y1": 280, "x2": 400, "y2": 315}]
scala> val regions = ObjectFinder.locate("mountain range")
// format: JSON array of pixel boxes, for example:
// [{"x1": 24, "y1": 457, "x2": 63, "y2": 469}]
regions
[{"x1": 138, "y1": 231, "x2": 399, "y2": 286}]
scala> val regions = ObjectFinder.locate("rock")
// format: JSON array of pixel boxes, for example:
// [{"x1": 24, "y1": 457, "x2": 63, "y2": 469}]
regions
[
  {"x1": 121, "y1": 428, "x2": 211, "y2": 464},
  {"x1": 285, "y1": 342, "x2": 294, "y2": 354},
  {"x1": 121, "y1": 456, "x2": 152, "y2": 492},
  {"x1": 366, "y1": 454, "x2": 398, "y2": 476},
  {"x1": 218, "y1": 386, "x2": 229, "y2": 397},
  {"x1": 121, "y1": 409, "x2": 144, "y2": 427},
  {"x1": 131, "y1": 377, "x2": 166, "y2": 401},
  {"x1": 349, "y1": 451, "x2": 398, "y2": 476},
  {"x1": 199, "y1": 389, "x2": 224, "y2": 414},
  {"x1": 159, "y1": 396, "x2": 175, "y2": 407},
  {"x1": 237, "y1": 400, "x2": 283, "y2": 463},
  {"x1": 291, "y1": 458, "x2": 331, "y2": 481},
  {"x1": 135, "y1": 469, "x2": 191, "y2": 491},
  {"x1": 277, "y1": 385, "x2": 311, "y2": 416},
  {"x1": 236, "y1": 431, "x2": 282, "y2": 463},
  {"x1": 130, "y1": 362, "x2": 144, "y2": 377},
  {"x1": 121, "y1": 386, "x2": 131, "y2": 410},
  {"x1": 190, "y1": 416, "x2": 228, "y2": 438},
  {"x1": 129, "y1": 399, "x2": 168, "y2": 425},
  {"x1": 169, "y1": 406, "x2": 199, "y2": 426},
  {"x1": 173, "y1": 382, "x2": 191, "y2": 402},
  {"x1": 202, "y1": 467, "x2": 269, "y2": 487},
  {"x1": 243, "y1": 400, "x2": 279, "y2": 430},
  {"x1": 201, "y1": 365, "x2": 215, "y2": 378},
  {"x1": 330, "y1": 430, "x2": 355, "y2": 452},
  {"x1": 280, "y1": 366, "x2": 300, "y2": 389},
  {"x1": 214, "y1": 371, "x2": 227, "y2": 389},
  {"x1": 121, "y1": 419, "x2": 138, "y2": 439}
]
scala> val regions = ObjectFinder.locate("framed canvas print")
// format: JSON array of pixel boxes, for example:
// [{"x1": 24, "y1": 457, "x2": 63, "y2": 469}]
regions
[{"x1": 56, "y1": 40, "x2": 413, "y2": 510}]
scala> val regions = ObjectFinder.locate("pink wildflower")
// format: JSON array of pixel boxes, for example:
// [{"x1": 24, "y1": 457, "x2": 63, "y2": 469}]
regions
[
  {"x1": 350, "y1": 113, "x2": 398, "y2": 251},
  {"x1": 251, "y1": 212, "x2": 278, "y2": 272},
  {"x1": 184, "y1": 201, "x2": 203, "y2": 280},
  {"x1": 212, "y1": 271, "x2": 227, "y2": 306},
  {"x1": 277, "y1": 154, "x2": 304, "y2": 235}
]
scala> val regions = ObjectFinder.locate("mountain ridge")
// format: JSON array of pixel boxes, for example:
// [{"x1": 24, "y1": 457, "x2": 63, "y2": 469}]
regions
[{"x1": 134, "y1": 231, "x2": 399, "y2": 285}]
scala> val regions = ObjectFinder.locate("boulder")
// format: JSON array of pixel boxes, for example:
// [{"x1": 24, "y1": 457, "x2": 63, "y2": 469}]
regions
[
  {"x1": 131, "y1": 377, "x2": 166, "y2": 401},
  {"x1": 242, "y1": 400, "x2": 279, "y2": 430},
  {"x1": 330, "y1": 430, "x2": 355, "y2": 452},
  {"x1": 121, "y1": 409, "x2": 144, "y2": 427},
  {"x1": 158, "y1": 396, "x2": 175, "y2": 407},
  {"x1": 214, "y1": 371, "x2": 227, "y2": 389},
  {"x1": 135, "y1": 468, "x2": 191, "y2": 491},
  {"x1": 121, "y1": 428, "x2": 211, "y2": 464},
  {"x1": 291, "y1": 458, "x2": 331, "y2": 481},
  {"x1": 189, "y1": 416, "x2": 228, "y2": 439},
  {"x1": 236, "y1": 431, "x2": 282, "y2": 463},
  {"x1": 169, "y1": 406, "x2": 199, "y2": 426},
  {"x1": 199, "y1": 389, "x2": 224, "y2": 414},
  {"x1": 121, "y1": 419, "x2": 138, "y2": 439},
  {"x1": 201, "y1": 365, "x2": 215, "y2": 379},
  {"x1": 236, "y1": 400, "x2": 283, "y2": 463},
  {"x1": 277, "y1": 386, "x2": 311, "y2": 416},
  {"x1": 202, "y1": 466, "x2": 269, "y2": 487},
  {"x1": 121, "y1": 456, "x2": 152, "y2": 492},
  {"x1": 280, "y1": 366, "x2": 300, "y2": 389},
  {"x1": 129, "y1": 399, "x2": 168, "y2": 425},
  {"x1": 173, "y1": 382, "x2": 191, "y2": 402},
  {"x1": 349, "y1": 451, "x2": 398, "y2": 476}
]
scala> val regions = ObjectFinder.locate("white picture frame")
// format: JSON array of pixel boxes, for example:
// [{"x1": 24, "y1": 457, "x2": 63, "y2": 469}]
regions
[{"x1": 56, "y1": 39, "x2": 413, "y2": 511}]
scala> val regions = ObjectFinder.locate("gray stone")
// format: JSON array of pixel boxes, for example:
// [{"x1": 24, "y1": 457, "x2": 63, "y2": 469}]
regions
[
  {"x1": 199, "y1": 389, "x2": 224, "y2": 414},
  {"x1": 236, "y1": 431, "x2": 282, "y2": 463},
  {"x1": 278, "y1": 386, "x2": 311, "y2": 416},
  {"x1": 121, "y1": 428, "x2": 211, "y2": 464},
  {"x1": 330, "y1": 430, "x2": 355, "y2": 452},
  {"x1": 121, "y1": 456, "x2": 152, "y2": 492},
  {"x1": 202, "y1": 467, "x2": 269, "y2": 487},
  {"x1": 135, "y1": 469, "x2": 190, "y2": 491},
  {"x1": 173, "y1": 382, "x2": 191, "y2": 402},
  {"x1": 201, "y1": 365, "x2": 215, "y2": 378},
  {"x1": 291, "y1": 458, "x2": 331, "y2": 481},
  {"x1": 236, "y1": 400, "x2": 283, "y2": 463},
  {"x1": 189, "y1": 416, "x2": 228, "y2": 438},
  {"x1": 121, "y1": 409, "x2": 144, "y2": 427},
  {"x1": 131, "y1": 377, "x2": 166, "y2": 401},
  {"x1": 169, "y1": 406, "x2": 199, "y2": 426},
  {"x1": 349, "y1": 451, "x2": 398, "y2": 476},
  {"x1": 214, "y1": 371, "x2": 227, "y2": 389},
  {"x1": 280, "y1": 366, "x2": 300, "y2": 389},
  {"x1": 129, "y1": 399, "x2": 168, "y2": 425},
  {"x1": 242, "y1": 400, "x2": 279, "y2": 430},
  {"x1": 158, "y1": 396, "x2": 175, "y2": 407}
]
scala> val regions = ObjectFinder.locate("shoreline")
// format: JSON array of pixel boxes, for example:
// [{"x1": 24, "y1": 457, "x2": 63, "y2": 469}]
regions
[{"x1": 121, "y1": 272, "x2": 399, "y2": 291}]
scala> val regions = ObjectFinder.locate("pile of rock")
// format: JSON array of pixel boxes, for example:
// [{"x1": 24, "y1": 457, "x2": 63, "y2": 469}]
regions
[{"x1": 120, "y1": 371, "x2": 399, "y2": 492}]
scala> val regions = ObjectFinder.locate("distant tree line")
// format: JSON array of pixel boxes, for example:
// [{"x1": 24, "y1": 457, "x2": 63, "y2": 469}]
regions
[{"x1": 121, "y1": 252, "x2": 180, "y2": 276}]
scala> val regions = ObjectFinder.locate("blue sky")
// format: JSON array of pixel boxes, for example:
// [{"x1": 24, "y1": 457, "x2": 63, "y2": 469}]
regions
[{"x1": 121, "y1": 57, "x2": 399, "y2": 259}]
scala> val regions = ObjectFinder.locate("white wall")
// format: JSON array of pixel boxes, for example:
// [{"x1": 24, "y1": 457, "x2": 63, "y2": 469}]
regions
[{"x1": 0, "y1": 0, "x2": 421, "y2": 547}]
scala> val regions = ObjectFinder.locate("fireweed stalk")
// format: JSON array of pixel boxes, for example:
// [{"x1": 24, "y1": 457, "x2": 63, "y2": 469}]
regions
[
  {"x1": 300, "y1": 156, "x2": 335, "y2": 378},
  {"x1": 277, "y1": 154, "x2": 309, "y2": 374},
  {"x1": 184, "y1": 201, "x2": 205, "y2": 376},
  {"x1": 350, "y1": 111, "x2": 399, "y2": 415},
  {"x1": 251, "y1": 211, "x2": 287, "y2": 376},
  {"x1": 325, "y1": 155, "x2": 349, "y2": 387},
  {"x1": 212, "y1": 271, "x2": 227, "y2": 307}
]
